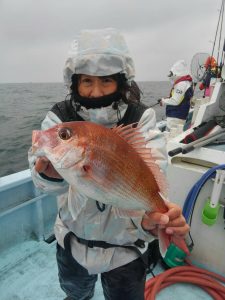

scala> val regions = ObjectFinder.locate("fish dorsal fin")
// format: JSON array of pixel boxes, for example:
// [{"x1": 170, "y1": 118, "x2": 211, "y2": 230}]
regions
[{"x1": 112, "y1": 124, "x2": 168, "y2": 196}]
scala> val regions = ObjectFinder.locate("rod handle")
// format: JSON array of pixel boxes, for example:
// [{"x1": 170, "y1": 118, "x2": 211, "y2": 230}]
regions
[
  {"x1": 182, "y1": 146, "x2": 194, "y2": 154},
  {"x1": 168, "y1": 147, "x2": 182, "y2": 157}
]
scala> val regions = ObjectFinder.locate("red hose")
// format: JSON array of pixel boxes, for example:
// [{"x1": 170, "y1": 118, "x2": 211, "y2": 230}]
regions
[{"x1": 145, "y1": 265, "x2": 225, "y2": 300}]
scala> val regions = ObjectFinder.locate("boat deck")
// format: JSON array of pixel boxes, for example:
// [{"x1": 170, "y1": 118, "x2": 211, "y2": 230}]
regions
[
  {"x1": 0, "y1": 169, "x2": 224, "y2": 299},
  {"x1": 0, "y1": 239, "x2": 213, "y2": 300}
]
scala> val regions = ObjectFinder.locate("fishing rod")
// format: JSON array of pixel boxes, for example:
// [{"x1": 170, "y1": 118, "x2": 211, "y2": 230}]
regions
[
  {"x1": 168, "y1": 127, "x2": 225, "y2": 157},
  {"x1": 211, "y1": 0, "x2": 224, "y2": 63},
  {"x1": 149, "y1": 99, "x2": 161, "y2": 108}
]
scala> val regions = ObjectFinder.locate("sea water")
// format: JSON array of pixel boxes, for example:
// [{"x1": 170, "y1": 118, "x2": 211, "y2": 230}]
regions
[{"x1": 0, "y1": 81, "x2": 170, "y2": 177}]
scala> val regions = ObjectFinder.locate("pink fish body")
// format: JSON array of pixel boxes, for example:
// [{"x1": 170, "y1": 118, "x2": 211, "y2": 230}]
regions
[{"x1": 32, "y1": 121, "x2": 189, "y2": 256}]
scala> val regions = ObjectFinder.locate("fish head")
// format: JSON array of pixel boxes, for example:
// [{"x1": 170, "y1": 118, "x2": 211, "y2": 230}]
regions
[{"x1": 32, "y1": 123, "x2": 87, "y2": 171}]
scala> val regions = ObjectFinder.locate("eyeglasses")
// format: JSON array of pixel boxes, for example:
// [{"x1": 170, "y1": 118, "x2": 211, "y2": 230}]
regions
[{"x1": 168, "y1": 71, "x2": 174, "y2": 77}]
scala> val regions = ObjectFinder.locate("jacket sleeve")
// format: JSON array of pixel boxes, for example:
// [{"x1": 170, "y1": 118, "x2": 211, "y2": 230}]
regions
[
  {"x1": 28, "y1": 111, "x2": 69, "y2": 194},
  {"x1": 161, "y1": 81, "x2": 190, "y2": 106},
  {"x1": 108, "y1": 207, "x2": 157, "y2": 243},
  {"x1": 138, "y1": 107, "x2": 168, "y2": 173}
]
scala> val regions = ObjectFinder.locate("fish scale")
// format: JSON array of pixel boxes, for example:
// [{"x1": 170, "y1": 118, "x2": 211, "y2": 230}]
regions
[{"x1": 89, "y1": 141, "x2": 157, "y2": 210}]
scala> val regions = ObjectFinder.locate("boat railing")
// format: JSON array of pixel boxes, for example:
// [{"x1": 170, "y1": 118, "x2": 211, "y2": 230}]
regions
[{"x1": 0, "y1": 169, "x2": 58, "y2": 252}]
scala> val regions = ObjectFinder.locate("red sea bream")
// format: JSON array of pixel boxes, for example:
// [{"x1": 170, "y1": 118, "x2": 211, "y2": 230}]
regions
[{"x1": 32, "y1": 121, "x2": 189, "y2": 256}]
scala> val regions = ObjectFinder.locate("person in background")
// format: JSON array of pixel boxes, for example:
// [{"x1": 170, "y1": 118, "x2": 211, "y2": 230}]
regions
[
  {"x1": 28, "y1": 28, "x2": 189, "y2": 300},
  {"x1": 199, "y1": 56, "x2": 218, "y2": 97},
  {"x1": 159, "y1": 60, "x2": 193, "y2": 131}
]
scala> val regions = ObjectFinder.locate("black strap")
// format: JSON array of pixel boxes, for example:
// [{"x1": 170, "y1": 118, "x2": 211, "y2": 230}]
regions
[
  {"x1": 74, "y1": 234, "x2": 145, "y2": 250},
  {"x1": 63, "y1": 232, "x2": 150, "y2": 269},
  {"x1": 96, "y1": 201, "x2": 106, "y2": 212}
]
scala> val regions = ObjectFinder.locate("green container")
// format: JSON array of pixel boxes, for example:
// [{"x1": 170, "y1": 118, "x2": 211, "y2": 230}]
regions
[{"x1": 202, "y1": 198, "x2": 220, "y2": 226}]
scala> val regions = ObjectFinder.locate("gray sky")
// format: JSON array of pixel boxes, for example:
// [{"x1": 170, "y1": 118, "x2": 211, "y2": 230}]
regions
[{"x1": 0, "y1": 0, "x2": 223, "y2": 83}]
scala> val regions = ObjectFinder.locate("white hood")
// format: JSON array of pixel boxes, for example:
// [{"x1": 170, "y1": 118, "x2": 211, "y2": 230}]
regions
[
  {"x1": 63, "y1": 28, "x2": 135, "y2": 89},
  {"x1": 169, "y1": 60, "x2": 189, "y2": 77}
]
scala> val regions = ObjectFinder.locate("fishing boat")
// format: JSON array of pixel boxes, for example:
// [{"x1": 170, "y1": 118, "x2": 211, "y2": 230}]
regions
[
  {"x1": 1, "y1": 85, "x2": 225, "y2": 299},
  {"x1": 2, "y1": 5, "x2": 225, "y2": 300}
]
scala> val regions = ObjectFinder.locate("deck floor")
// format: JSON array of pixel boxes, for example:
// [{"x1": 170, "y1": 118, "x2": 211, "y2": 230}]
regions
[{"x1": 0, "y1": 240, "x2": 214, "y2": 300}]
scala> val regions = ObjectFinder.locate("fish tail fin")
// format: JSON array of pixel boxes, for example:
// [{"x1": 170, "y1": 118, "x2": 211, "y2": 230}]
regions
[
  {"x1": 171, "y1": 236, "x2": 190, "y2": 256},
  {"x1": 158, "y1": 229, "x2": 190, "y2": 258},
  {"x1": 158, "y1": 228, "x2": 171, "y2": 258}
]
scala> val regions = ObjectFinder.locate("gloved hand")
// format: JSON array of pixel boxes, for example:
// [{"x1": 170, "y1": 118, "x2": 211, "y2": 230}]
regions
[
  {"x1": 35, "y1": 156, "x2": 62, "y2": 179},
  {"x1": 158, "y1": 98, "x2": 164, "y2": 106}
]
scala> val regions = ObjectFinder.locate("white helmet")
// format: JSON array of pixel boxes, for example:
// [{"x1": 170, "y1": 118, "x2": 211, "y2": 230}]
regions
[
  {"x1": 168, "y1": 59, "x2": 189, "y2": 78},
  {"x1": 63, "y1": 28, "x2": 135, "y2": 89}
]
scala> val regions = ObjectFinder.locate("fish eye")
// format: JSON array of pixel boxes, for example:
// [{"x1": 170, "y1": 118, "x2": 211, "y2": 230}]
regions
[{"x1": 58, "y1": 128, "x2": 72, "y2": 140}]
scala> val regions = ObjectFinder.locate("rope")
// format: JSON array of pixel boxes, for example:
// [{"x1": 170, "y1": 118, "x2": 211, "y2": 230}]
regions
[{"x1": 145, "y1": 264, "x2": 225, "y2": 300}]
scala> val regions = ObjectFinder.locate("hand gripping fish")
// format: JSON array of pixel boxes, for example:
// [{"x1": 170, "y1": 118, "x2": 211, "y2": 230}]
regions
[{"x1": 32, "y1": 121, "x2": 189, "y2": 257}]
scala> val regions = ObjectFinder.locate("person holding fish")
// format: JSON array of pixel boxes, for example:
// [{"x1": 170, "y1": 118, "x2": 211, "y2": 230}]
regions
[{"x1": 29, "y1": 28, "x2": 189, "y2": 300}]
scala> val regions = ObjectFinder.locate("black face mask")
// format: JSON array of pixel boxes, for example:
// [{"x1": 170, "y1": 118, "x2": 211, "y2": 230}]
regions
[{"x1": 73, "y1": 91, "x2": 122, "y2": 109}]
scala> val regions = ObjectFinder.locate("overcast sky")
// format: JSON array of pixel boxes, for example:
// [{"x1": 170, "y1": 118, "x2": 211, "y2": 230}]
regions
[{"x1": 0, "y1": 0, "x2": 223, "y2": 83}]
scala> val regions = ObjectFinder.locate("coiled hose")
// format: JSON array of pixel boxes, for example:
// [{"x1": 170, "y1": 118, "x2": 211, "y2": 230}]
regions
[
  {"x1": 145, "y1": 164, "x2": 225, "y2": 299},
  {"x1": 145, "y1": 264, "x2": 225, "y2": 300}
]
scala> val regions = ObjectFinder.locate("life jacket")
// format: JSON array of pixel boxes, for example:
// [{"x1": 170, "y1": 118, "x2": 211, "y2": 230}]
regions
[
  {"x1": 166, "y1": 75, "x2": 193, "y2": 120},
  {"x1": 51, "y1": 99, "x2": 148, "y2": 126}
]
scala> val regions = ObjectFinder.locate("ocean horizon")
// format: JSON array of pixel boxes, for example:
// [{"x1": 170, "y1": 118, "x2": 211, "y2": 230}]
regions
[{"x1": 0, "y1": 81, "x2": 170, "y2": 177}]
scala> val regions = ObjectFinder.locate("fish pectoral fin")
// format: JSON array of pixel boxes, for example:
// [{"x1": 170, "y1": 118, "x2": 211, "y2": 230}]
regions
[
  {"x1": 158, "y1": 229, "x2": 190, "y2": 258},
  {"x1": 68, "y1": 186, "x2": 88, "y2": 220}
]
